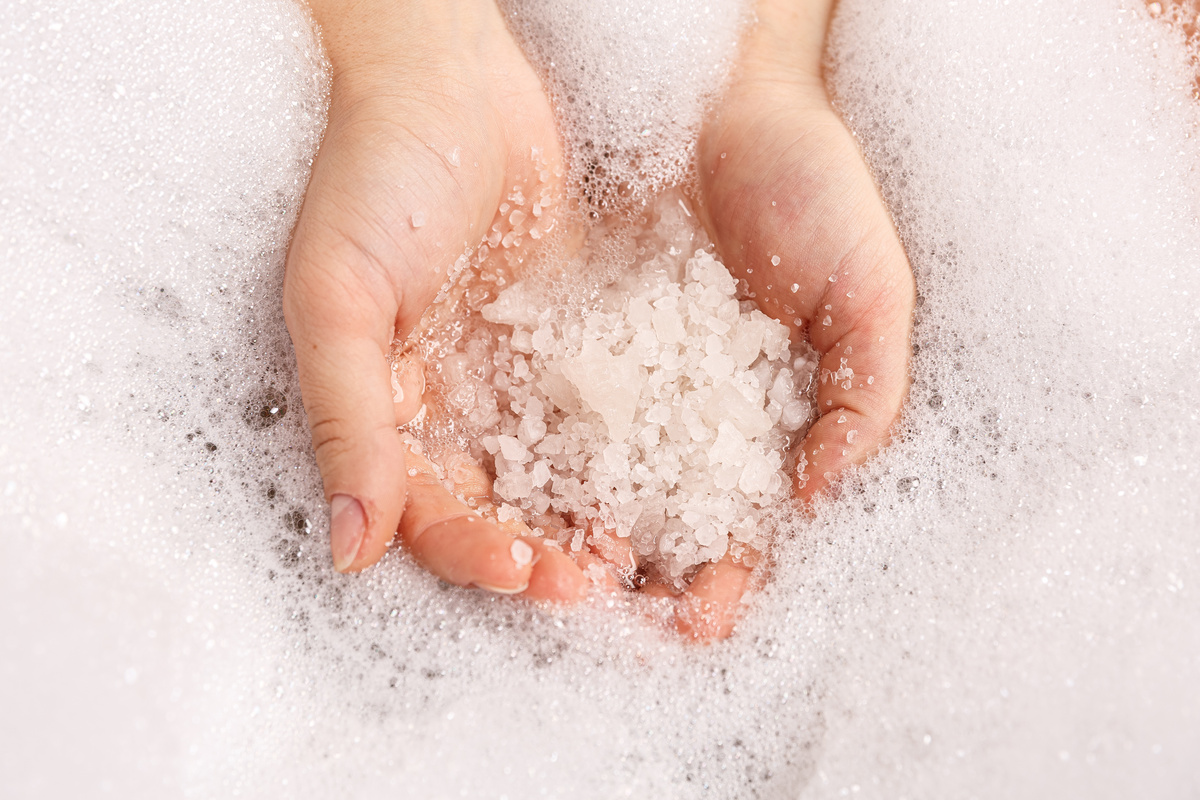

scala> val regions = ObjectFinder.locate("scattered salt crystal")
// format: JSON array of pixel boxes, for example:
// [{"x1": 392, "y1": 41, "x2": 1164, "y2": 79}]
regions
[
  {"x1": 771, "y1": 255, "x2": 781, "y2": 267},
  {"x1": 410, "y1": 211, "x2": 426, "y2": 229},
  {"x1": 822, "y1": 315, "x2": 833, "y2": 326}
]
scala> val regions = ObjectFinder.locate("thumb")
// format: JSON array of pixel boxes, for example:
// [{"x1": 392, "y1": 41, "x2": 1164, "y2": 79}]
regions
[{"x1": 284, "y1": 231, "x2": 407, "y2": 573}]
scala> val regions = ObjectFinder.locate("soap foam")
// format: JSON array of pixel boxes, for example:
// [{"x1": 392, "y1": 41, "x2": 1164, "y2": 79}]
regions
[
  {"x1": 1, "y1": 0, "x2": 1199, "y2": 798},
  {"x1": 498, "y1": 0, "x2": 750, "y2": 209}
]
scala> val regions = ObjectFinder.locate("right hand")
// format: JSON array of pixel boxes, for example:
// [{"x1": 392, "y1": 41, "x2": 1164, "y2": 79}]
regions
[{"x1": 284, "y1": 0, "x2": 587, "y2": 598}]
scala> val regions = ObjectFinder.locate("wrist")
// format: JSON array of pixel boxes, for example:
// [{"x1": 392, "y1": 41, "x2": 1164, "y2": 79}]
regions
[
  {"x1": 742, "y1": 0, "x2": 835, "y2": 83},
  {"x1": 305, "y1": 0, "x2": 501, "y2": 101}
]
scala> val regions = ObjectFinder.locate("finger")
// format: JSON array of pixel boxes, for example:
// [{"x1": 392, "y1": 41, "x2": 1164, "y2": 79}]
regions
[
  {"x1": 572, "y1": 550, "x2": 625, "y2": 594},
  {"x1": 585, "y1": 523, "x2": 638, "y2": 576},
  {"x1": 283, "y1": 236, "x2": 405, "y2": 574},
  {"x1": 399, "y1": 442, "x2": 535, "y2": 593},
  {"x1": 442, "y1": 451, "x2": 493, "y2": 507},
  {"x1": 521, "y1": 538, "x2": 589, "y2": 603},
  {"x1": 674, "y1": 556, "x2": 754, "y2": 642},
  {"x1": 391, "y1": 353, "x2": 426, "y2": 427},
  {"x1": 793, "y1": 243, "x2": 913, "y2": 499}
]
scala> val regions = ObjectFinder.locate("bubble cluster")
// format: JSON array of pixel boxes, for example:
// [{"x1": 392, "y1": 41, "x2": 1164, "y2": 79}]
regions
[{"x1": 499, "y1": 0, "x2": 750, "y2": 209}]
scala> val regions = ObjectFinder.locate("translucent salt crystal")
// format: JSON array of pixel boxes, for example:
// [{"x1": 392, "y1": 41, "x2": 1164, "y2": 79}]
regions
[
  {"x1": 708, "y1": 421, "x2": 746, "y2": 466},
  {"x1": 791, "y1": 283, "x2": 800, "y2": 293},
  {"x1": 703, "y1": 382, "x2": 771, "y2": 438},
  {"x1": 847, "y1": 429, "x2": 858, "y2": 444},
  {"x1": 498, "y1": 435, "x2": 529, "y2": 463},
  {"x1": 561, "y1": 340, "x2": 645, "y2": 441},
  {"x1": 482, "y1": 285, "x2": 538, "y2": 326},
  {"x1": 822, "y1": 315, "x2": 833, "y2": 326},
  {"x1": 828, "y1": 274, "x2": 838, "y2": 282},
  {"x1": 729, "y1": 320, "x2": 765, "y2": 368},
  {"x1": 510, "y1": 330, "x2": 533, "y2": 353},
  {"x1": 780, "y1": 402, "x2": 809, "y2": 428},
  {"x1": 700, "y1": 352, "x2": 736, "y2": 381},
  {"x1": 760, "y1": 322, "x2": 789, "y2": 360},
  {"x1": 529, "y1": 460, "x2": 552, "y2": 488},
  {"x1": 652, "y1": 305, "x2": 687, "y2": 345},
  {"x1": 447, "y1": 146, "x2": 461, "y2": 167},
  {"x1": 517, "y1": 416, "x2": 547, "y2": 445},
  {"x1": 530, "y1": 325, "x2": 557, "y2": 355},
  {"x1": 771, "y1": 255, "x2": 781, "y2": 266},
  {"x1": 496, "y1": 470, "x2": 532, "y2": 499},
  {"x1": 410, "y1": 211, "x2": 426, "y2": 228}
]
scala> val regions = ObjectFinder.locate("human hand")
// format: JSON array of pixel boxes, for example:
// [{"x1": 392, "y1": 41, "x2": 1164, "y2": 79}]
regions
[
  {"x1": 674, "y1": 0, "x2": 916, "y2": 637},
  {"x1": 284, "y1": 0, "x2": 588, "y2": 598}
]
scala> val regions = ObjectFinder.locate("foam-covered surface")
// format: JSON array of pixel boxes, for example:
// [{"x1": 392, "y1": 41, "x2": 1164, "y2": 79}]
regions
[{"x1": 1, "y1": 0, "x2": 1199, "y2": 798}]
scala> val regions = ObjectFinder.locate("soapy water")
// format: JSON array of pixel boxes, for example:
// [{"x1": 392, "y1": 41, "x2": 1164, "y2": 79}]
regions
[{"x1": 1, "y1": 1, "x2": 1199, "y2": 799}]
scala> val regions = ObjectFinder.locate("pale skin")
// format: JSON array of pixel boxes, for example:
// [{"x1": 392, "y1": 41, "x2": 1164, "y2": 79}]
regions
[{"x1": 284, "y1": 0, "x2": 915, "y2": 640}]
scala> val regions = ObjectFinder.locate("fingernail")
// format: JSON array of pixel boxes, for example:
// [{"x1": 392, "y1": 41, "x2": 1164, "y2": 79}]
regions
[
  {"x1": 330, "y1": 494, "x2": 365, "y2": 572},
  {"x1": 474, "y1": 580, "x2": 530, "y2": 595}
]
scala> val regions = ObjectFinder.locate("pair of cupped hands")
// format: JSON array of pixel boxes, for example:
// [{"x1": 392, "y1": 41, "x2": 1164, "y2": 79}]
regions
[{"x1": 284, "y1": 0, "x2": 914, "y2": 640}]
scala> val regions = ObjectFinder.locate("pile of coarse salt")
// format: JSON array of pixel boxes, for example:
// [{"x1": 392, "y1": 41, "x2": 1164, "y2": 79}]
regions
[{"x1": 447, "y1": 233, "x2": 816, "y2": 584}]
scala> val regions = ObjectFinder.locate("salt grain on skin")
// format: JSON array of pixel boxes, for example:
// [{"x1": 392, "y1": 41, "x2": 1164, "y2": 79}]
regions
[{"x1": 510, "y1": 538, "x2": 534, "y2": 568}]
